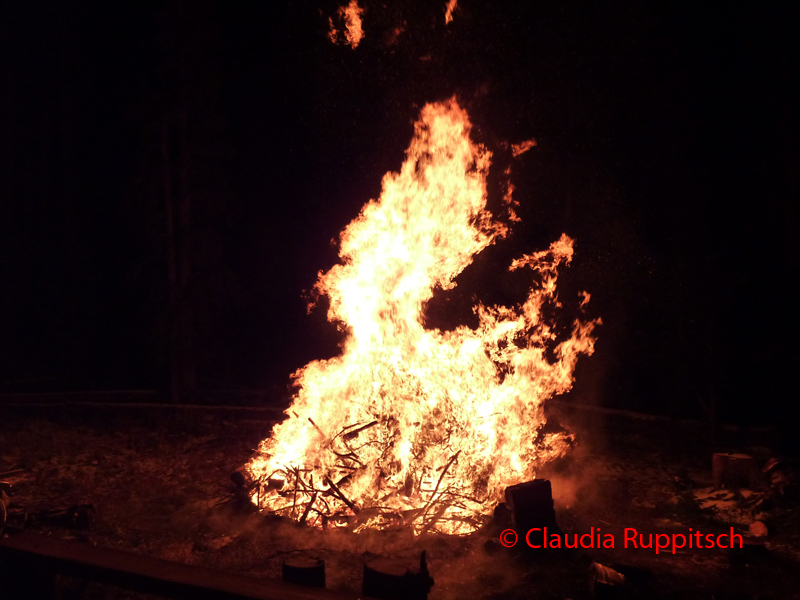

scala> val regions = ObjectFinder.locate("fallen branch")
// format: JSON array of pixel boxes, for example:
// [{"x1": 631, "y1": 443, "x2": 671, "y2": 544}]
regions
[
  {"x1": 291, "y1": 469, "x2": 299, "y2": 518},
  {"x1": 420, "y1": 503, "x2": 450, "y2": 534},
  {"x1": 342, "y1": 420, "x2": 379, "y2": 441},
  {"x1": 331, "y1": 450, "x2": 365, "y2": 467},
  {"x1": 0, "y1": 469, "x2": 25, "y2": 479},
  {"x1": 324, "y1": 476, "x2": 360, "y2": 514},
  {"x1": 307, "y1": 418, "x2": 326, "y2": 439},
  {"x1": 299, "y1": 493, "x2": 317, "y2": 525},
  {"x1": 421, "y1": 451, "x2": 460, "y2": 515}
]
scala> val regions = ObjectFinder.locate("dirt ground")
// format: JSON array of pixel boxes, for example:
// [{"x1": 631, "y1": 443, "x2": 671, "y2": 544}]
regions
[{"x1": 1, "y1": 406, "x2": 798, "y2": 599}]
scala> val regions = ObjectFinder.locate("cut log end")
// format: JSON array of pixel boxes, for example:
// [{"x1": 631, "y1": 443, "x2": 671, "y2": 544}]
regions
[
  {"x1": 505, "y1": 479, "x2": 560, "y2": 540},
  {"x1": 281, "y1": 556, "x2": 326, "y2": 588},
  {"x1": 712, "y1": 453, "x2": 760, "y2": 490},
  {"x1": 363, "y1": 552, "x2": 434, "y2": 600}
]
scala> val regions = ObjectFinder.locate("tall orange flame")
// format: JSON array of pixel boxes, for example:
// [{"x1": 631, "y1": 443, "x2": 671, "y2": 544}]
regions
[
  {"x1": 341, "y1": 0, "x2": 364, "y2": 49},
  {"x1": 328, "y1": 1, "x2": 364, "y2": 49},
  {"x1": 445, "y1": 0, "x2": 458, "y2": 25},
  {"x1": 247, "y1": 99, "x2": 598, "y2": 535}
]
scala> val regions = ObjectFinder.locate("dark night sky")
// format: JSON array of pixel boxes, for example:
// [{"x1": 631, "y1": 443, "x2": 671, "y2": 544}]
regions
[{"x1": 1, "y1": 1, "x2": 798, "y2": 426}]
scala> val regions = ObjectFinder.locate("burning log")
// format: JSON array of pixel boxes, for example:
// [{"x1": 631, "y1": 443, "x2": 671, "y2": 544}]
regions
[
  {"x1": 299, "y1": 493, "x2": 318, "y2": 525},
  {"x1": 323, "y1": 476, "x2": 359, "y2": 515},
  {"x1": 282, "y1": 557, "x2": 326, "y2": 588},
  {"x1": 308, "y1": 418, "x2": 326, "y2": 440},
  {"x1": 341, "y1": 420, "x2": 378, "y2": 441},
  {"x1": 362, "y1": 552, "x2": 433, "y2": 600}
]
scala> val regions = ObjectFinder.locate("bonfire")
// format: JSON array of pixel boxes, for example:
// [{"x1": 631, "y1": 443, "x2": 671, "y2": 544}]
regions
[{"x1": 246, "y1": 99, "x2": 598, "y2": 535}]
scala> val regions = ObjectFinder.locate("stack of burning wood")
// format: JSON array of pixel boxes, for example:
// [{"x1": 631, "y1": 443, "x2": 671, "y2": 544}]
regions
[{"x1": 235, "y1": 417, "x2": 495, "y2": 536}]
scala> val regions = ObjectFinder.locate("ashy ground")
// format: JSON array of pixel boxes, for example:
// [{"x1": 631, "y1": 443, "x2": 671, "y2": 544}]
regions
[{"x1": 1, "y1": 406, "x2": 798, "y2": 599}]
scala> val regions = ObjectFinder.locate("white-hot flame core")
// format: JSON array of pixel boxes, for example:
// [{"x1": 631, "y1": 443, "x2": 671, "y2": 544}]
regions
[{"x1": 247, "y1": 99, "x2": 598, "y2": 535}]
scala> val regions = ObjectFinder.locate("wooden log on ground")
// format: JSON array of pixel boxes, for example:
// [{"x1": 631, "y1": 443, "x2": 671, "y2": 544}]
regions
[
  {"x1": 504, "y1": 479, "x2": 560, "y2": 547},
  {"x1": 712, "y1": 453, "x2": 760, "y2": 489},
  {"x1": 362, "y1": 552, "x2": 433, "y2": 600},
  {"x1": 27, "y1": 504, "x2": 97, "y2": 531},
  {"x1": 282, "y1": 557, "x2": 325, "y2": 588},
  {"x1": 0, "y1": 531, "x2": 356, "y2": 600}
]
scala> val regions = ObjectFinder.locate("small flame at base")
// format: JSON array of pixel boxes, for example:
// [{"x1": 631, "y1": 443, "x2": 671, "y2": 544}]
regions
[{"x1": 247, "y1": 99, "x2": 598, "y2": 535}]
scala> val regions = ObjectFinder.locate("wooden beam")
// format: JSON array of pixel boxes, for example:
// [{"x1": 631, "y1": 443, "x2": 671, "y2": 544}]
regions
[{"x1": 0, "y1": 531, "x2": 354, "y2": 600}]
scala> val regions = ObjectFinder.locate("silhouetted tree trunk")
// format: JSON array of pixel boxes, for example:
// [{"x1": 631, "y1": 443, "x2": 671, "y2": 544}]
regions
[
  {"x1": 160, "y1": 1, "x2": 194, "y2": 403},
  {"x1": 156, "y1": 0, "x2": 239, "y2": 402}
]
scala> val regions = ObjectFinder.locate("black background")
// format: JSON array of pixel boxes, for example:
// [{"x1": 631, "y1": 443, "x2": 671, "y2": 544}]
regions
[{"x1": 1, "y1": 1, "x2": 797, "y2": 429}]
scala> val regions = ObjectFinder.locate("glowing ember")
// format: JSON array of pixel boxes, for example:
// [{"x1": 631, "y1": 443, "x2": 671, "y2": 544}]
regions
[
  {"x1": 445, "y1": 0, "x2": 458, "y2": 24},
  {"x1": 511, "y1": 139, "x2": 537, "y2": 157},
  {"x1": 247, "y1": 99, "x2": 598, "y2": 535},
  {"x1": 327, "y1": 18, "x2": 338, "y2": 45}
]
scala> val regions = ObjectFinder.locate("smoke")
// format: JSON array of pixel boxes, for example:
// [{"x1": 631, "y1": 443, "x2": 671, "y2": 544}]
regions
[{"x1": 549, "y1": 473, "x2": 580, "y2": 509}]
